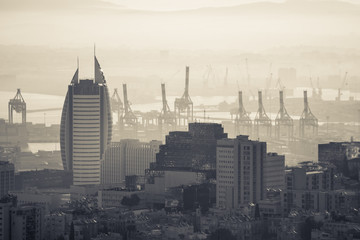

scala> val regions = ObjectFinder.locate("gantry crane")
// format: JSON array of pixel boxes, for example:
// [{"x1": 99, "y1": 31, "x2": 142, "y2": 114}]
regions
[
  {"x1": 159, "y1": 83, "x2": 176, "y2": 130},
  {"x1": 8, "y1": 89, "x2": 26, "y2": 124},
  {"x1": 254, "y1": 91, "x2": 272, "y2": 137},
  {"x1": 265, "y1": 63, "x2": 272, "y2": 100},
  {"x1": 275, "y1": 91, "x2": 293, "y2": 140},
  {"x1": 224, "y1": 67, "x2": 228, "y2": 86},
  {"x1": 122, "y1": 84, "x2": 137, "y2": 127},
  {"x1": 111, "y1": 88, "x2": 124, "y2": 128},
  {"x1": 299, "y1": 90, "x2": 318, "y2": 138},
  {"x1": 337, "y1": 72, "x2": 348, "y2": 101},
  {"x1": 235, "y1": 91, "x2": 252, "y2": 135},
  {"x1": 174, "y1": 66, "x2": 193, "y2": 126}
]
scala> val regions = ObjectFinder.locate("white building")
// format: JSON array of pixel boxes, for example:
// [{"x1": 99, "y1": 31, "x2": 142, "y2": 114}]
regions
[
  {"x1": 263, "y1": 153, "x2": 285, "y2": 195},
  {"x1": 216, "y1": 135, "x2": 285, "y2": 209},
  {"x1": 101, "y1": 139, "x2": 161, "y2": 186},
  {"x1": 60, "y1": 56, "x2": 112, "y2": 186}
]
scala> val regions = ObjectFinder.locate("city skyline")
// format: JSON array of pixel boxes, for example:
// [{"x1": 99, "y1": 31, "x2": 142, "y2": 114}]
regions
[{"x1": 0, "y1": 0, "x2": 359, "y2": 239}]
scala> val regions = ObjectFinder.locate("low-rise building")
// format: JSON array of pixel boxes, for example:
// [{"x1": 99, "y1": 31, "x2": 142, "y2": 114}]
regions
[
  {"x1": 11, "y1": 205, "x2": 45, "y2": 240},
  {"x1": 10, "y1": 188, "x2": 69, "y2": 211},
  {"x1": 98, "y1": 188, "x2": 146, "y2": 208},
  {"x1": 145, "y1": 169, "x2": 203, "y2": 207},
  {"x1": 45, "y1": 212, "x2": 72, "y2": 240}
]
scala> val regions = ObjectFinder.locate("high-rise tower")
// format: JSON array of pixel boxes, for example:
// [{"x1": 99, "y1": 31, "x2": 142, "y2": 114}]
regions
[{"x1": 60, "y1": 54, "x2": 112, "y2": 185}]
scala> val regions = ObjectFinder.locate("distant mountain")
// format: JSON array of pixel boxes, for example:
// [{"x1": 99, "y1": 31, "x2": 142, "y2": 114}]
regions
[
  {"x1": 2, "y1": 0, "x2": 359, "y2": 16},
  {"x1": 167, "y1": 0, "x2": 360, "y2": 16},
  {"x1": 0, "y1": 0, "x2": 123, "y2": 11}
]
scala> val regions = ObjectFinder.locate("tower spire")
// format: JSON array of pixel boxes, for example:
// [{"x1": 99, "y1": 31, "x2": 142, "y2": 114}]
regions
[
  {"x1": 71, "y1": 58, "x2": 79, "y2": 84},
  {"x1": 94, "y1": 46, "x2": 106, "y2": 84}
]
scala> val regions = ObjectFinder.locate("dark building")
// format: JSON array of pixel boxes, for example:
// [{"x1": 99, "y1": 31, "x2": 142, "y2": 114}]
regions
[
  {"x1": 155, "y1": 123, "x2": 227, "y2": 170},
  {"x1": 0, "y1": 161, "x2": 14, "y2": 199},
  {"x1": 15, "y1": 169, "x2": 72, "y2": 190},
  {"x1": 11, "y1": 205, "x2": 44, "y2": 240},
  {"x1": 318, "y1": 141, "x2": 360, "y2": 175},
  {"x1": 60, "y1": 56, "x2": 112, "y2": 185}
]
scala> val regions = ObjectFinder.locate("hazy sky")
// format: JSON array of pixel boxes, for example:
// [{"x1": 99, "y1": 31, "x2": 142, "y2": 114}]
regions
[
  {"x1": 0, "y1": 0, "x2": 359, "y2": 97},
  {"x1": 105, "y1": 0, "x2": 359, "y2": 11},
  {"x1": 0, "y1": 0, "x2": 359, "y2": 51}
]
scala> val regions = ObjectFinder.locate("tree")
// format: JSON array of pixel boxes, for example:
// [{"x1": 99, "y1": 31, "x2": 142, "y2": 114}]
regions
[
  {"x1": 299, "y1": 217, "x2": 323, "y2": 240},
  {"x1": 207, "y1": 228, "x2": 236, "y2": 240},
  {"x1": 121, "y1": 194, "x2": 140, "y2": 207}
]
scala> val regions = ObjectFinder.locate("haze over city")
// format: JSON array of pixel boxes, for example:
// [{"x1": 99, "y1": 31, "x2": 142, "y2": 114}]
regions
[{"x1": 0, "y1": 0, "x2": 360, "y2": 239}]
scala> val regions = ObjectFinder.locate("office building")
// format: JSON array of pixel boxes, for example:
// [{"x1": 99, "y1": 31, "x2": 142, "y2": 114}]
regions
[
  {"x1": 216, "y1": 136, "x2": 284, "y2": 209},
  {"x1": 0, "y1": 161, "x2": 14, "y2": 198},
  {"x1": 60, "y1": 55, "x2": 112, "y2": 185},
  {"x1": 263, "y1": 153, "x2": 285, "y2": 194},
  {"x1": 285, "y1": 162, "x2": 335, "y2": 192},
  {"x1": 155, "y1": 123, "x2": 227, "y2": 170},
  {"x1": 216, "y1": 135, "x2": 268, "y2": 208},
  {"x1": 101, "y1": 139, "x2": 161, "y2": 186},
  {"x1": 282, "y1": 162, "x2": 337, "y2": 214}
]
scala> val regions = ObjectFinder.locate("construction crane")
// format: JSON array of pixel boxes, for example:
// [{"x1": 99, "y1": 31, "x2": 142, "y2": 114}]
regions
[
  {"x1": 275, "y1": 78, "x2": 285, "y2": 91},
  {"x1": 254, "y1": 91, "x2": 272, "y2": 137},
  {"x1": 224, "y1": 67, "x2": 228, "y2": 86},
  {"x1": 310, "y1": 77, "x2": 318, "y2": 100},
  {"x1": 275, "y1": 91, "x2": 293, "y2": 140},
  {"x1": 174, "y1": 66, "x2": 193, "y2": 126},
  {"x1": 265, "y1": 71, "x2": 273, "y2": 100},
  {"x1": 317, "y1": 77, "x2": 322, "y2": 100},
  {"x1": 202, "y1": 65, "x2": 212, "y2": 88},
  {"x1": 159, "y1": 83, "x2": 176, "y2": 128},
  {"x1": 8, "y1": 89, "x2": 26, "y2": 124},
  {"x1": 337, "y1": 72, "x2": 348, "y2": 101},
  {"x1": 245, "y1": 58, "x2": 250, "y2": 86}
]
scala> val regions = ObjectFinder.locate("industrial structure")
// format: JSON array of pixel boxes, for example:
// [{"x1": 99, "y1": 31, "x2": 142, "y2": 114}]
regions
[
  {"x1": 299, "y1": 90, "x2": 318, "y2": 138},
  {"x1": 158, "y1": 83, "x2": 176, "y2": 132},
  {"x1": 122, "y1": 84, "x2": 138, "y2": 129},
  {"x1": 174, "y1": 66, "x2": 193, "y2": 126},
  {"x1": 336, "y1": 72, "x2": 348, "y2": 101},
  {"x1": 234, "y1": 91, "x2": 252, "y2": 136},
  {"x1": 111, "y1": 88, "x2": 124, "y2": 129},
  {"x1": 8, "y1": 89, "x2": 26, "y2": 124},
  {"x1": 275, "y1": 91, "x2": 293, "y2": 140},
  {"x1": 254, "y1": 91, "x2": 272, "y2": 138}
]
